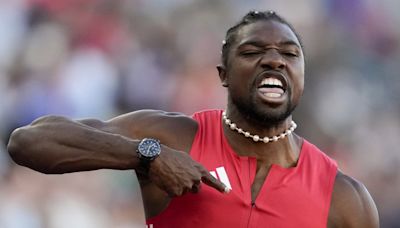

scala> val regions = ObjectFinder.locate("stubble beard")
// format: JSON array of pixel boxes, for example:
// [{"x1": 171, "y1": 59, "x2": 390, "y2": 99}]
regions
[{"x1": 228, "y1": 88, "x2": 297, "y2": 128}]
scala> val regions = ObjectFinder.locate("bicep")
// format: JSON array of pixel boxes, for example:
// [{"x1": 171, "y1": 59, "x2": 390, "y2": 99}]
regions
[
  {"x1": 329, "y1": 172, "x2": 379, "y2": 228},
  {"x1": 85, "y1": 110, "x2": 198, "y2": 152},
  {"x1": 76, "y1": 118, "x2": 106, "y2": 129}
]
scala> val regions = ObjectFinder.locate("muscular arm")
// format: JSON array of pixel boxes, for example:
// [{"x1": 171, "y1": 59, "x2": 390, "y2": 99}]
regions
[
  {"x1": 7, "y1": 116, "x2": 138, "y2": 173},
  {"x1": 7, "y1": 110, "x2": 229, "y2": 219},
  {"x1": 328, "y1": 171, "x2": 379, "y2": 228},
  {"x1": 7, "y1": 110, "x2": 196, "y2": 174}
]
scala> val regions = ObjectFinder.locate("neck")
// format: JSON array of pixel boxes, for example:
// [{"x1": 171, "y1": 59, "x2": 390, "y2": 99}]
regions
[
  {"x1": 222, "y1": 109, "x2": 302, "y2": 168},
  {"x1": 225, "y1": 106, "x2": 294, "y2": 138}
]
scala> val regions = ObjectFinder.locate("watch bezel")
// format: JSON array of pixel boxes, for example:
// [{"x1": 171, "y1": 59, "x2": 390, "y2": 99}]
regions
[{"x1": 137, "y1": 138, "x2": 161, "y2": 161}]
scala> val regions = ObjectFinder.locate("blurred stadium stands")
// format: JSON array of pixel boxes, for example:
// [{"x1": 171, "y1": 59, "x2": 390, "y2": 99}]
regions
[{"x1": 0, "y1": 0, "x2": 399, "y2": 227}]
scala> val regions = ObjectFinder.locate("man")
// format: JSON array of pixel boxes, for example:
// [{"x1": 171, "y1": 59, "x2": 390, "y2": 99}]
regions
[{"x1": 7, "y1": 11, "x2": 378, "y2": 227}]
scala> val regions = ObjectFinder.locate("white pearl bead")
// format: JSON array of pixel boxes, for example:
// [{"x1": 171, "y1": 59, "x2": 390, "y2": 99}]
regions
[{"x1": 222, "y1": 111, "x2": 297, "y2": 144}]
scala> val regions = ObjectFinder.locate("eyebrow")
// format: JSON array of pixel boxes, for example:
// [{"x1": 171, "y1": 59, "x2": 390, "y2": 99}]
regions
[
  {"x1": 279, "y1": 40, "x2": 301, "y2": 48},
  {"x1": 238, "y1": 39, "x2": 301, "y2": 49}
]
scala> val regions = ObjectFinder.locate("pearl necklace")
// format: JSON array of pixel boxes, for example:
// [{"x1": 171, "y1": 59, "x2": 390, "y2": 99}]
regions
[{"x1": 222, "y1": 111, "x2": 297, "y2": 143}]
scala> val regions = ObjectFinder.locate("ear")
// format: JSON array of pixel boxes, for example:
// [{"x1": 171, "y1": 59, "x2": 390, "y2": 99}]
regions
[{"x1": 217, "y1": 64, "x2": 228, "y2": 87}]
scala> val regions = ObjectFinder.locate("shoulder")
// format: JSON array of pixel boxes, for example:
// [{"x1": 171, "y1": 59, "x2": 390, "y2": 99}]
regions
[
  {"x1": 103, "y1": 110, "x2": 198, "y2": 151},
  {"x1": 328, "y1": 171, "x2": 379, "y2": 228},
  {"x1": 108, "y1": 110, "x2": 197, "y2": 134}
]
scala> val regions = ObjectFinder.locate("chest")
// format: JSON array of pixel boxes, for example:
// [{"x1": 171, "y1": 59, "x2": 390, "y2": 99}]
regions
[
  {"x1": 199, "y1": 150, "x2": 332, "y2": 227},
  {"x1": 148, "y1": 157, "x2": 330, "y2": 228},
  {"x1": 250, "y1": 165, "x2": 271, "y2": 202}
]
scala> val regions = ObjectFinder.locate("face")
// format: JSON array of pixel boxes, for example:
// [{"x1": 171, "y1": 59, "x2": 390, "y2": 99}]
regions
[{"x1": 219, "y1": 20, "x2": 305, "y2": 126}]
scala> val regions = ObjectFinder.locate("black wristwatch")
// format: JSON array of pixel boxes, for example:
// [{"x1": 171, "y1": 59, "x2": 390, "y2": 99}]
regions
[{"x1": 137, "y1": 138, "x2": 161, "y2": 165}]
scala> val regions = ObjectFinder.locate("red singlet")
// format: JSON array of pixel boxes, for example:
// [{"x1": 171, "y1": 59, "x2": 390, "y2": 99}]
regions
[{"x1": 146, "y1": 110, "x2": 338, "y2": 228}]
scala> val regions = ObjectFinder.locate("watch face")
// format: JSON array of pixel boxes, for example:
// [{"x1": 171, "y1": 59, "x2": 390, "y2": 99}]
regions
[{"x1": 138, "y1": 138, "x2": 161, "y2": 159}]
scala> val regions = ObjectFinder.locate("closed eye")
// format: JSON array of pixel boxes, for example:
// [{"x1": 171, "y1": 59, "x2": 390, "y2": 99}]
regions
[
  {"x1": 282, "y1": 52, "x2": 298, "y2": 57},
  {"x1": 240, "y1": 51, "x2": 263, "y2": 56}
]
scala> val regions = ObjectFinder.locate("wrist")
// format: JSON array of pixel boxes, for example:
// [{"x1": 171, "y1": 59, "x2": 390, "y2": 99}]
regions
[{"x1": 136, "y1": 138, "x2": 162, "y2": 170}]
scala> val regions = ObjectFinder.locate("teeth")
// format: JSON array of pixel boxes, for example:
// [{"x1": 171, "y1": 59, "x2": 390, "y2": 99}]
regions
[
  {"x1": 260, "y1": 78, "x2": 283, "y2": 87},
  {"x1": 265, "y1": 93, "x2": 281, "y2": 98}
]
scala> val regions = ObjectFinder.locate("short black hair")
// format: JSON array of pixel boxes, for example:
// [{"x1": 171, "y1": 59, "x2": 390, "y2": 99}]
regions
[{"x1": 221, "y1": 10, "x2": 303, "y2": 67}]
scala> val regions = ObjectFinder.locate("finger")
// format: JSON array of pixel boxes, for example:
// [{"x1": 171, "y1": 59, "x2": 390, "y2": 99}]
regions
[
  {"x1": 162, "y1": 184, "x2": 182, "y2": 198},
  {"x1": 167, "y1": 191, "x2": 178, "y2": 198},
  {"x1": 167, "y1": 187, "x2": 183, "y2": 198},
  {"x1": 190, "y1": 182, "x2": 201, "y2": 193},
  {"x1": 201, "y1": 172, "x2": 230, "y2": 193},
  {"x1": 182, "y1": 187, "x2": 191, "y2": 195},
  {"x1": 164, "y1": 186, "x2": 178, "y2": 198},
  {"x1": 182, "y1": 180, "x2": 197, "y2": 195}
]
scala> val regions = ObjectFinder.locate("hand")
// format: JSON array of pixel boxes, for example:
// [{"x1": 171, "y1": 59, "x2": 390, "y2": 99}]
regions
[{"x1": 148, "y1": 145, "x2": 230, "y2": 197}]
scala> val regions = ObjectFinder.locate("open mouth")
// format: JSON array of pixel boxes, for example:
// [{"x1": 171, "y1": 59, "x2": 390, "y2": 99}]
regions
[{"x1": 257, "y1": 77, "x2": 286, "y2": 98}]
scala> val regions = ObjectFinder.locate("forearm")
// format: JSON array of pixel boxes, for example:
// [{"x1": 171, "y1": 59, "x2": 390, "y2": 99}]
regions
[{"x1": 7, "y1": 115, "x2": 141, "y2": 174}]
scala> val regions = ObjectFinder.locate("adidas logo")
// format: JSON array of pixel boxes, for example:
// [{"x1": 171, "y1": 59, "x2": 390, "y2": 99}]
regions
[{"x1": 209, "y1": 166, "x2": 232, "y2": 190}]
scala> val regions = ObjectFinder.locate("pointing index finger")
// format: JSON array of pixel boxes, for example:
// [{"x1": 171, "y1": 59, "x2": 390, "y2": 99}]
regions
[{"x1": 201, "y1": 171, "x2": 231, "y2": 194}]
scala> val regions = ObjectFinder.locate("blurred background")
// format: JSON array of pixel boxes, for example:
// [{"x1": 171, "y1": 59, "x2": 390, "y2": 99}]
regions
[{"x1": 0, "y1": 0, "x2": 399, "y2": 227}]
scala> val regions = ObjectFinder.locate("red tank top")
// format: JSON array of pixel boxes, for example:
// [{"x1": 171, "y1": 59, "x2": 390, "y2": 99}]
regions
[{"x1": 146, "y1": 110, "x2": 338, "y2": 228}]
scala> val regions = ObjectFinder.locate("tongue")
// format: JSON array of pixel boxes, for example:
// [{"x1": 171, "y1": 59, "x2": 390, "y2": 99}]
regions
[{"x1": 258, "y1": 87, "x2": 284, "y2": 94}]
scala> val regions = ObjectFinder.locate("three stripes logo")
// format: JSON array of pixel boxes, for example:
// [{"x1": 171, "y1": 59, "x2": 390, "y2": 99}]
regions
[{"x1": 209, "y1": 166, "x2": 232, "y2": 191}]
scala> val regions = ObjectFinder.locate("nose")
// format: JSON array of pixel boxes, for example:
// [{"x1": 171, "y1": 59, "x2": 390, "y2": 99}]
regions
[{"x1": 260, "y1": 49, "x2": 286, "y2": 70}]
